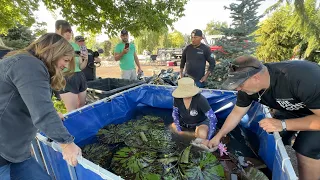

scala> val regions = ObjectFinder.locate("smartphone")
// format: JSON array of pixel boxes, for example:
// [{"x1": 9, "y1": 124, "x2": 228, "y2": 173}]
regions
[
  {"x1": 125, "y1": 43, "x2": 129, "y2": 49},
  {"x1": 75, "y1": 51, "x2": 81, "y2": 56},
  {"x1": 80, "y1": 45, "x2": 87, "y2": 54}
]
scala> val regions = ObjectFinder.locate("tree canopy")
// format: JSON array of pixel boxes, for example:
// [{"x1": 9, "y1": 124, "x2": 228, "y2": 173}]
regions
[
  {"x1": 1, "y1": 0, "x2": 188, "y2": 36},
  {"x1": 43, "y1": 0, "x2": 188, "y2": 36},
  {"x1": 255, "y1": 0, "x2": 320, "y2": 62},
  {"x1": 0, "y1": 0, "x2": 39, "y2": 34},
  {"x1": 204, "y1": 20, "x2": 228, "y2": 35}
]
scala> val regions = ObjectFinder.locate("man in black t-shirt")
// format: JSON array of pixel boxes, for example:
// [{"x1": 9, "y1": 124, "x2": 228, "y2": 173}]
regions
[
  {"x1": 208, "y1": 56, "x2": 320, "y2": 179},
  {"x1": 180, "y1": 29, "x2": 215, "y2": 88}
]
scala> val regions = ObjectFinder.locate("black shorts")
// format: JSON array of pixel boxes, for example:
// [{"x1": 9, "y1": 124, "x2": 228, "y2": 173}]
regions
[
  {"x1": 59, "y1": 72, "x2": 87, "y2": 94},
  {"x1": 180, "y1": 119, "x2": 210, "y2": 131},
  {"x1": 273, "y1": 110, "x2": 320, "y2": 159}
]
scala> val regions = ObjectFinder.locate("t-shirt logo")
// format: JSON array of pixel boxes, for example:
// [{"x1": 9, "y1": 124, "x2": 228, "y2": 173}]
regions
[
  {"x1": 190, "y1": 109, "x2": 198, "y2": 116},
  {"x1": 210, "y1": 53, "x2": 214, "y2": 58},
  {"x1": 197, "y1": 51, "x2": 204, "y2": 55},
  {"x1": 276, "y1": 100, "x2": 306, "y2": 111}
]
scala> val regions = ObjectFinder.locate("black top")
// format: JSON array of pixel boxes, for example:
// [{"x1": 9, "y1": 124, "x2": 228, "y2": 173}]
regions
[
  {"x1": 180, "y1": 43, "x2": 215, "y2": 81},
  {"x1": 174, "y1": 93, "x2": 211, "y2": 124},
  {"x1": 236, "y1": 60, "x2": 320, "y2": 116},
  {"x1": 82, "y1": 49, "x2": 95, "y2": 81},
  {"x1": 0, "y1": 54, "x2": 74, "y2": 163}
]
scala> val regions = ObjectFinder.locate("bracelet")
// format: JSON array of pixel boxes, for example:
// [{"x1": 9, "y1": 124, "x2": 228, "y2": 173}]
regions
[{"x1": 281, "y1": 119, "x2": 287, "y2": 131}]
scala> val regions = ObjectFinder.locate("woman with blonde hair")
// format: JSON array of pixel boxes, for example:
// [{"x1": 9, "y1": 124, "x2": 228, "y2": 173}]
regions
[
  {"x1": 0, "y1": 33, "x2": 82, "y2": 179},
  {"x1": 55, "y1": 20, "x2": 88, "y2": 112}
]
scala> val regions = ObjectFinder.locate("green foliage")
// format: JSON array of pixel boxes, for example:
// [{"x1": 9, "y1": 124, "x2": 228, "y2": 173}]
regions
[
  {"x1": 109, "y1": 36, "x2": 121, "y2": 56},
  {"x1": 135, "y1": 29, "x2": 185, "y2": 54},
  {"x1": 204, "y1": 20, "x2": 228, "y2": 35},
  {"x1": 215, "y1": 0, "x2": 264, "y2": 59},
  {"x1": 289, "y1": 0, "x2": 320, "y2": 60},
  {"x1": 135, "y1": 29, "x2": 166, "y2": 54},
  {"x1": 0, "y1": 0, "x2": 39, "y2": 34},
  {"x1": 111, "y1": 147, "x2": 161, "y2": 180},
  {"x1": 42, "y1": 0, "x2": 188, "y2": 36},
  {"x1": 52, "y1": 96, "x2": 67, "y2": 114},
  {"x1": 168, "y1": 30, "x2": 185, "y2": 48},
  {"x1": 254, "y1": 6, "x2": 302, "y2": 62},
  {"x1": 84, "y1": 116, "x2": 226, "y2": 179},
  {"x1": 243, "y1": 167, "x2": 269, "y2": 180},
  {"x1": 1, "y1": 24, "x2": 36, "y2": 50},
  {"x1": 82, "y1": 143, "x2": 112, "y2": 168},
  {"x1": 32, "y1": 22, "x2": 48, "y2": 38},
  {"x1": 207, "y1": 59, "x2": 233, "y2": 89},
  {"x1": 178, "y1": 146, "x2": 225, "y2": 180},
  {"x1": 265, "y1": 0, "x2": 320, "y2": 48},
  {"x1": 255, "y1": 0, "x2": 320, "y2": 62},
  {"x1": 103, "y1": 40, "x2": 112, "y2": 56}
]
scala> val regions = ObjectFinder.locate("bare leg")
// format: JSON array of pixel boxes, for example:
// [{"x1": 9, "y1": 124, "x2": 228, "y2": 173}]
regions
[
  {"x1": 60, "y1": 92, "x2": 79, "y2": 112},
  {"x1": 195, "y1": 124, "x2": 209, "y2": 139},
  {"x1": 195, "y1": 125, "x2": 209, "y2": 145},
  {"x1": 78, "y1": 91, "x2": 87, "y2": 108},
  {"x1": 296, "y1": 152, "x2": 320, "y2": 180}
]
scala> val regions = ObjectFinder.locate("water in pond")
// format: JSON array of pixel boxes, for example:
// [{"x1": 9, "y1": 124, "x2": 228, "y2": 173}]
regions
[{"x1": 81, "y1": 105, "x2": 271, "y2": 179}]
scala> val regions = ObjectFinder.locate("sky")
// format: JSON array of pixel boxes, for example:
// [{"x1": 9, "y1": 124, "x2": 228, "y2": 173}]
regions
[{"x1": 33, "y1": 0, "x2": 278, "y2": 42}]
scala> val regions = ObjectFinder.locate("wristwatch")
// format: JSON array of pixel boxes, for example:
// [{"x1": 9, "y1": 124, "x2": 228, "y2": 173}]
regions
[{"x1": 281, "y1": 119, "x2": 287, "y2": 131}]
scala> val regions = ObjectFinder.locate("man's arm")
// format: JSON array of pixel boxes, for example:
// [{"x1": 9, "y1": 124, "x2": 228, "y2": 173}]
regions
[
  {"x1": 114, "y1": 51, "x2": 126, "y2": 61},
  {"x1": 200, "y1": 47, "x2": 216, "y2": 82},
  {"x1": 180, "y1": 47, "x2": 187, "y2": 77},
  {"x1": 217, "y1": 105, "x2": 251, "y2": 138},
  {"x1": 260, "y1": 109, "x2": 320, "y2": 132},
  {"x1": 134, "y1": 52, "x2": 142, "y2": 71},
  {"x1": 114, "y1": 44, "x2": 128, "y2": 61}
]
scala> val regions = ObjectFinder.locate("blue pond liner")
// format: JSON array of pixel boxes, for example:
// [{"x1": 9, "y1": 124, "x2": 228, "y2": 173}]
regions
[{"x1": 34, "y1": 85, "x2": 298, "y2": 180}]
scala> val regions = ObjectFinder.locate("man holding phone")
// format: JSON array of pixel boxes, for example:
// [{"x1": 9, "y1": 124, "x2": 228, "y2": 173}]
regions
[{"x1": 114, "y1": 29, "x2": 142, "y2": 80}]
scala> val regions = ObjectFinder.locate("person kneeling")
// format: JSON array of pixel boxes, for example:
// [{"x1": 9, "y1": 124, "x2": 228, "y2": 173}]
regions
[{"x1": 171, "y1": 77, "x2": 218, "y2": 146}]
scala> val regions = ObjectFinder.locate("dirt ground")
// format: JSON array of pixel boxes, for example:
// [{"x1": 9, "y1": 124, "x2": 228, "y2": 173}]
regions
[{"x1": 96, "y1": 64, "x2": 180, "y2": 78}]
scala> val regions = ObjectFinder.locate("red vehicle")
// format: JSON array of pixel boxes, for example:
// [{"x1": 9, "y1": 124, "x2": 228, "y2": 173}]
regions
[{"x1": 202, "y1": 34, "x2": 228, "y2": 55}]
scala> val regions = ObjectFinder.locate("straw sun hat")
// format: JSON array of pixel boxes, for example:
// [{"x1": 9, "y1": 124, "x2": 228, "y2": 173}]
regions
[{"x1": 172, "y1": 77, "x2": 200, "y2": 98}]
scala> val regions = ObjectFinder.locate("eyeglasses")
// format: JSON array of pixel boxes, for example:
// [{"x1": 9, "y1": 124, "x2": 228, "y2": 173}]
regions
[{"x1": 228, "y1": 63, "x2": 261, "y2": 72}]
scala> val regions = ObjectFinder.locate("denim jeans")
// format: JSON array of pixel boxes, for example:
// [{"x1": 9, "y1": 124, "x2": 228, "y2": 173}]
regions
[
  {"x1": 195, "y1": 81, "x2": 205, "y2": 88},
  {"x1": 0, "y1": 157, "x2": 51, "y2": 180}
]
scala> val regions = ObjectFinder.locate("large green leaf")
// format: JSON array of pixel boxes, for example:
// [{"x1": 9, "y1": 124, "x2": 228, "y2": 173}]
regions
[
  {"x1": 179, "y1": 147, "x2": 225, "y2": 180},
  {"x1": 82, "y1": 143, "x2": 111, "y2": 168},
  {"x1": 111, "y1": 147, "x2": 161, "y2": 179},
  {"x1": 243, "y1": 167, "x2": 269, "y2": 180}
]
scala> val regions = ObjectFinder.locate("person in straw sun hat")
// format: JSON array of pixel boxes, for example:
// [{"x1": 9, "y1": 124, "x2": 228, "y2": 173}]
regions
[{"x1": 171, "y1": 77, "x2": 218, "y2": 146}]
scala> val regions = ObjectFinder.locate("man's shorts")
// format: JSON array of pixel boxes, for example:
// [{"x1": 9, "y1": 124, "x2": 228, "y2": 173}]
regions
[
  {"x1": 59, "y1": 72, "x2": 87, "y2": 94},
  {"x1": 180, "y1": 119, "x2": 210, "y2": 131},
  {"x1": 273, "y1": 110, "x2": 320, "y2": 159},
  {"x1": 121, "y1": 69, "x2": 137, "y2": 80}
]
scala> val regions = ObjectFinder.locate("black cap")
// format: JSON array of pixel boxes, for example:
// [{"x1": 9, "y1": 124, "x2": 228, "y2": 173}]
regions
[
  {"x1": 75, "y1": 36, "x2": 85, "y2": 42},
  {"x1": 191, "y1": 29, "x2": 203, "y2": 37},
  {"x1": 121, "y1": 29, "x2": 128, "y2": 35},
  {"x1": 221, "y1": 56, "x2": 264, "y2": 90}
]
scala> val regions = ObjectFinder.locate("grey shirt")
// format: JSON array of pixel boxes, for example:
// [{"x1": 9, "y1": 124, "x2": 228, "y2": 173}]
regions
[
  {"x1": 0, "y1": 53, "x2": 74, "y2": 163},
  {"x1": 180, "y1": 43, "x2": 215, "y2": 81}
]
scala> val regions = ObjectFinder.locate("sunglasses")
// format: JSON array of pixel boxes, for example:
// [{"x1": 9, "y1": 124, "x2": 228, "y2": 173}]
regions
[{"x1": 228, "y1": 63, "x2": 261, "y2": 72}]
